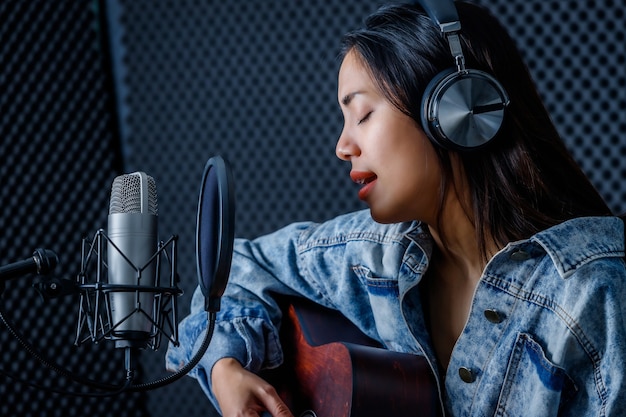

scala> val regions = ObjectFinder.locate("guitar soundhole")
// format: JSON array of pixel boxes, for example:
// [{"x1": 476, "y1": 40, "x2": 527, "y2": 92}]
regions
[{"x1": 299, "y1": 411, "x2": 317, "y2": 417}]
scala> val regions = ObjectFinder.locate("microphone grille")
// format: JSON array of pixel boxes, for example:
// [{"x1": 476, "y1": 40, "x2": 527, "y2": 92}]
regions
[{"x1": 109, "y1": 172, "x2": 158, "y2": 215}]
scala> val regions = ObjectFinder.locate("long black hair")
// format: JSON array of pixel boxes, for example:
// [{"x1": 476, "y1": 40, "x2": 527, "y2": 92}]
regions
[{"x1": 341, "y1": 2, "x2": 612, "y2": 258}]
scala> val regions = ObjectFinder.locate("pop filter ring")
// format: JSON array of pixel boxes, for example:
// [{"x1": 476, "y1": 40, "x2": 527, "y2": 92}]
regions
[{"x1": 196, "y1": 156, "x2": 235, "y2": 312}]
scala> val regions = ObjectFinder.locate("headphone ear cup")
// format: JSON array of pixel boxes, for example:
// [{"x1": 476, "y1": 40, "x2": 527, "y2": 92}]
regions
[
  {"x1": 420, "y1": 68, "x2": 457, "y2": 149},
  {"x1": 421, "y1": 69, "x2": 509, "y2": 150}
]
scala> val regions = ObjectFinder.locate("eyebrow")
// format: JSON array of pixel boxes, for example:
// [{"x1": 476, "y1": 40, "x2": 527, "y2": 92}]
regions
[{"x1": 341, "y1": 91, "x2": 363, "y2": 107}]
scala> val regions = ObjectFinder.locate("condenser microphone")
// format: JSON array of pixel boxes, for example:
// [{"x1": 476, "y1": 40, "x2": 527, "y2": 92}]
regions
[{"x1": 107, "y1": 172, "x2": 158, "y2": 349}]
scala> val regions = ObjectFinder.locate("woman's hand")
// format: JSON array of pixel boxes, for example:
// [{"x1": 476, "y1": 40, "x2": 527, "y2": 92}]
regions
[{"x1": 212, "y1": 357, "x2": 294, "y2": 417}]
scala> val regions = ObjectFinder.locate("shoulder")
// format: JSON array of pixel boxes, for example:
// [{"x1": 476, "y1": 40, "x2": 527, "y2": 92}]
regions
[
  {"x1": 527, "y1": 216, "x2": 626, "y2": 336},
  {"x1": 531, "y1": 216, "x2": 625, "y2": 280},
  {"x1": 296, "y1": 209, "x2": 424, "y2": 251},
  {"x1": 489, "y1": 216, "x2": 626, "y2": 324},
  {"x1": 235, "y1": 210, "x2": 427, "y2": 266}
]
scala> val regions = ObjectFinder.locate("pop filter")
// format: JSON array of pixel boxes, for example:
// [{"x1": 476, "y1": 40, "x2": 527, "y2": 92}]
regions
[{"x1": 196, "y1": 156, "x2": 235, "y2": 312}]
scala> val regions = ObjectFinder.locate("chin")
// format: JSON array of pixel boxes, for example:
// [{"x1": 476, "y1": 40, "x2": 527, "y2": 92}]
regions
[{"x1": 369, "y1": 208, "x2": 405, "y2": 224}]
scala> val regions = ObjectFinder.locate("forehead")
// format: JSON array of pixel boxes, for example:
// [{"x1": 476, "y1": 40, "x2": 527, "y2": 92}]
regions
[{"x1": 338, "y1": 49, "x2": 375, "y2": 101}]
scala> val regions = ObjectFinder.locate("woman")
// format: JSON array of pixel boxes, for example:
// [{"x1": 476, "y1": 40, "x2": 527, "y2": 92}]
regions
[{"x1": 166, "y1": 2, "x2": 626, "y2": 416}]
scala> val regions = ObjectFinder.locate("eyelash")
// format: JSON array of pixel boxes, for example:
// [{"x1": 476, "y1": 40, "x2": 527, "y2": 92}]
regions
[{"x1": 358, "y1": 111, "x2": 372, "y2": 125}]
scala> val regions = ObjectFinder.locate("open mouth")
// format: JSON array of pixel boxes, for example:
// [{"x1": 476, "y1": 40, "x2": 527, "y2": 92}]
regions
[
  {"x1": 350, "y1": 171, "x2": 377, "y2": 200},
  {"x1": 350, "y1": 171, "x2": 377, "y2": 186},
  {"x1": 354, "y1": 176, "x2": 376, "y2": 185}
]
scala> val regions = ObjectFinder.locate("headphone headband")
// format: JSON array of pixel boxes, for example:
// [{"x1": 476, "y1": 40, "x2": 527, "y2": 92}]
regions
[
  {"x1": 416, "y1": 0, "x2": 465, "y2": 70},
  {"x1": 416, "y1": 0, "x2": 460, "y2": 31}
]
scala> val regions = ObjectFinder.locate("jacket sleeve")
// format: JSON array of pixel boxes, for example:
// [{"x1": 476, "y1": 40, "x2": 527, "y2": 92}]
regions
[
  {"x1": 589, "y1": 260, "x2": 626, "y2": 416},
  {"x1": 164, "y1": 220, "x2": 319, "y2": 410},
  {"x1": 562, "y1": 256, "x2": 626, "y2": 416}
]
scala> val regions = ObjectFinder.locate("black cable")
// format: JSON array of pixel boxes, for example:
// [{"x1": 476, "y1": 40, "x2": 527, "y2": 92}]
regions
[
  {"x1": 0, "y1": 367, "x2": 133, "y2": 398},
  {"x1": 127, "y1": 311, "x2": 216, "y2": 391},
  {"x1": 0, "y1": 302, "x2": 125, "y2": 392},
  {"x1": 0, "y1": 302, "x2": 215, "y2": 396}
]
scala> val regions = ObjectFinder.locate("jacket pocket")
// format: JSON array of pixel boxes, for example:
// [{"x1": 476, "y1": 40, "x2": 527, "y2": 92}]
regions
[
  {"x1": 351, "y1": 265, "x2": 411, "y2": 351},
  {"x1": 496, "y1": 333, "x2": 577, "y2": 417},
  {"x1": 352, "y1": 265, "x2": 400, "y2": 297}
]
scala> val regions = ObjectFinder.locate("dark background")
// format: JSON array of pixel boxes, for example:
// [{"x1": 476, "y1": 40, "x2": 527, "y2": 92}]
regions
[{"x1": 1, "y1": 0, "x2": 624, "y2": 416}]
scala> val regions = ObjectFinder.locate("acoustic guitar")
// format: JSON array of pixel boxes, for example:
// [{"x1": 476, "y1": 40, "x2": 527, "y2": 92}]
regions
[{"x1": 264, "y1": 298, "x2": 441, "y2": 417}]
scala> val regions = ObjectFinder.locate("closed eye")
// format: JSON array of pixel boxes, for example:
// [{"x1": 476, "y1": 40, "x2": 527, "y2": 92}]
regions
[{"x1": 358, "y1": 111, "x2": 372, "y2": 125}]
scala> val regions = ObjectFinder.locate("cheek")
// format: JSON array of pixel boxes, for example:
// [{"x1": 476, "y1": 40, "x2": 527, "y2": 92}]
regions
[
  {"x1": 395, "y1": 139, "x2": 442, "y2": 205},
  {"x1": 397, "y1": 158, "x2": 440, "y2": 197},
  {"x1": 399, "y1": 133, "x2": 440, "y2": 183}
]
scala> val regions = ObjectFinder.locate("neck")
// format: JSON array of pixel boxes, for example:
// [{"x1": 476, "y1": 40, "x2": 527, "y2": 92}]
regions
[
  {"x1": 429, "y1": 226, "x2": 484, "y2": 284},
  {"x1": 423, "y1": 155, "x2": 501, "y2": 282},
  {"x1": 426, "y1": 194, "x2": 498, "y2": 284}
]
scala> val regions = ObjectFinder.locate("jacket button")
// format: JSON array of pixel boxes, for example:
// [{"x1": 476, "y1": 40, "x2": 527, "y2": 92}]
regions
[
  {"x1": 458, "y1": 367, "x2": 475, "y2": 383},
  {"x1": 484, "y1": 309, "x2": 504, "y2": 323},
  {"x1": 510, "y1": 250, "x2": 530, "y2": 261}
]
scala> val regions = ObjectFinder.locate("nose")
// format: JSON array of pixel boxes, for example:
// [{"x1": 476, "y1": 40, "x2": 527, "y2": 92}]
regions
[{"x1": 335, "y1": 128, "x2": 359, "y2": 161}]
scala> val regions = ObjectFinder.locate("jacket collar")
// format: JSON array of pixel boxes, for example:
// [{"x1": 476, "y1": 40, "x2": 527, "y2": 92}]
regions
[{"x1": 530, "y1": 216, "x2": 625, "y2": 279}]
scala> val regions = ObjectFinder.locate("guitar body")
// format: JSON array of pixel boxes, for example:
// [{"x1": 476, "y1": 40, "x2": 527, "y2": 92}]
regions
[{"x1": 265, "y1": 298, "x2": 441, "y2": 417}]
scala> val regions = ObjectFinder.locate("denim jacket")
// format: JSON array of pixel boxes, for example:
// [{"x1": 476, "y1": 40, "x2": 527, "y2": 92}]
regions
[{"x1": 166, "y1": 210, "x2": 626, "y2": 416}]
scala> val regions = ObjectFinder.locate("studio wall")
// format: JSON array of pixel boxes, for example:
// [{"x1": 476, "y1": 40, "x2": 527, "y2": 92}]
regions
[
  {"x1": 1, "y1": 1, "x2": 624, "y2": 416},
  {"x1": 1, "y1": 1, "x2": 146, "y2": 416}
]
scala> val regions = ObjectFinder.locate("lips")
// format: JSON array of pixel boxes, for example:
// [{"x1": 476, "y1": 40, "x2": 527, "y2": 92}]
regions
[{"x1": 350, "y1": 171, "x2": 377, "y2": 200}]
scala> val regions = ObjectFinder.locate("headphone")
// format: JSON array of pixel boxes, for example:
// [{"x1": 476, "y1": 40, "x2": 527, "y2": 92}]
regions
[{"x1": 415, "y1": 0, "x2": 510, "y2": 151}]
